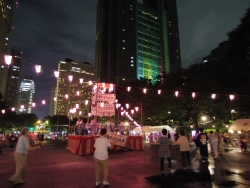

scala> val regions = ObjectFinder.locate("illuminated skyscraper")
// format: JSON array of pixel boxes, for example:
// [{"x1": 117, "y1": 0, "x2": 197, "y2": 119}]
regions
[
  {"x1": 17, "y1": 75, "x2": 35, "y2": 114},
  {"x1": 54, "y1": 59, "x2": 95, "y2": 117},
  {"x1": 95, "y1": 0, "x2": 181, "y2": 84},
  {"x1": 4, "y1": 49, "x2": 22, "y2": 108},
  {"x1": 0, "y1": 0, "x2": 18, "y2": 98}
]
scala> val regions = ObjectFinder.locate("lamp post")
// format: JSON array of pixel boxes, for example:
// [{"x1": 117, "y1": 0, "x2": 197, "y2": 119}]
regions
[
  {"x1": 201, "y1": 116, "x2": 207, "y2": 130},
  {"x1": 231, "y1": 109, "x2": 235, "y2": 121}
]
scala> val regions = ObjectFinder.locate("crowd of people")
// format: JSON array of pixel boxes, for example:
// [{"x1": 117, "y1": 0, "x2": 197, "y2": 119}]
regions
[
  {"x1": 74, "y1": 117, "x2": 132, "y2": 136},
  {"x1": 157, "y1": 127, "x2": 248, "y2": 174},
  {"x1": 0, "y1": 131, "x2": 59, "y2": 152}
]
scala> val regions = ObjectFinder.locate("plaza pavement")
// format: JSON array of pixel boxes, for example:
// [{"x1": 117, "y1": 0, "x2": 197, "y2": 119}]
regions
[{"x1": 0, "y1": 139, "x2": 250, "y2": 188}]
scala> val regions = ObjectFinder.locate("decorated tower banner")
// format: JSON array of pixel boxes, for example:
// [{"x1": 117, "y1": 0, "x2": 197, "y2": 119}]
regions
[{"x1": 91, "y1": 83, "x2": 116, "y2": 116}]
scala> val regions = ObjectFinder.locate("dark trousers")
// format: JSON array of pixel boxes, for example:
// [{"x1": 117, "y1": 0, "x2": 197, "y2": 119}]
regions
[
  {"x1": 160, "y1": 157, "x2": 171, "y2": 171},
  {"x1": 200, "y1": 144, "x2": 208, "y2": 159},
  {"x1": 180, "y1": 151, "x2": 191, "y2": 167},
  {"x1": 9, "y1": 141, "x2": 15, "y2": 149}
]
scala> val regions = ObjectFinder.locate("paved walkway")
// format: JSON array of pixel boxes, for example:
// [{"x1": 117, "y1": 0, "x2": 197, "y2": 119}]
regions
[{"x1": 0, "y1": 140, "x2": 249, "y2": 188}]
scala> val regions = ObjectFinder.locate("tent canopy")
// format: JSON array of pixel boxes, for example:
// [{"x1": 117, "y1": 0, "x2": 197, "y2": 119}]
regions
[
  {"x1": 228, "y1": 119, "x2": 250, "y2": 131},
  {"x1": 132, "y1": 125, "x2": 174, "y2": 133}
]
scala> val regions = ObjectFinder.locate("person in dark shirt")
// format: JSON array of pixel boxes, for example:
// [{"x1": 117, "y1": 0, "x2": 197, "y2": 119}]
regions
[{"x1": 197, "y1": 128, "x2": 208, "y2": 162}]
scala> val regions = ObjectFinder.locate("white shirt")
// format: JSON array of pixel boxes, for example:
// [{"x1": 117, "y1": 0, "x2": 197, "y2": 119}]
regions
[
  {"x1": 174, "y1": 136, "x2": 190, "y2": 151},
  {"x1": 15, "y1": 135, "x2": 30, "y2": 155},
  {"x1": 94, "y1": 136, "x2": 111, "y2": 160}
]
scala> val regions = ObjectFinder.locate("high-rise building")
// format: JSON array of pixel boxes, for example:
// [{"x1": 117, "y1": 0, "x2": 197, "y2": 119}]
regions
[
  {"x1": 0, "y1": 0, "x2": 18, "y2": 98},
  {"x1": 49, "y1": 85, "x2": 56, "y2": 116},
  {"x1": 54, "y1": 59, "x2": 95, "y2": 117},
  {"x1": 17, "y1": 75, "x2": 35, "y2": 114},
  {"x1": 4, "y1": 49, "x2": 22, "y2": 108},
  {"x1": 0, "y1": 0, "x2": 16, "y2": 54},
  {"x1": 95, "y1": 0, "x2": 181, "y2": 84}
]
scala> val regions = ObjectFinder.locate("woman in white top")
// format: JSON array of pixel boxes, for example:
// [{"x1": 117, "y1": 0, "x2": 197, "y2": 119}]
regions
[{"x1": 8, "y1": 127, "x2": 41, "y2": 185}]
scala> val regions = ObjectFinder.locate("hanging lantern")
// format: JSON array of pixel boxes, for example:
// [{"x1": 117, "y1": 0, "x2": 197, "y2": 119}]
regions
[
  {"x1": 135, "y1": 107, "x2": 139, "y2": 111},
  {"x1": 121, "y1": 107, "x2": 124, "y2": 111},
  {"x1": 85, "y1": 100, "x2": 89, "y2": 105},
  {"x1": 121, "y1": 111, "x2": 124, "y2": 116},
  {"x1": 68, "y1": 75, "x2": 73, "y2": 82},
  {"x1": 54, "y1": 97, "x2": 57, "y2": 102},
  {"x1": 211, "y1": 94, "x2": 216, "y2": 99},
  {"x1": 131, "y1": 109, "x2": 134, "y2": 114},
  {"x1": 192, "y1": 92, "x2": 196, "y2": 98},
  {"x1": 21, "y1": 105, "x2": 25, "y2": 109},
  {"x1": 75, "y1": 104, "x2": 79, "y2": 109},
  {"x1": 88, "y1": 112, "x2": 91, "y2": 117},
  {"x1": 54, "y1": 71, "x2": 59, "y2": 78},
  {"x1": 158, "y1": 90, "x2": 161, "y2": 95},
  {"x1": 175, "y1": 91, "x2": 179, "y2": 97},
  {"x1": 2, "y1": 109, "x2": 5, "y2": 114},
  {"x1": 100, "y1": 102, "x2": 104, "y2": 107},
  {"x1": 79, "y1": 78, "x2": 84, "y2": 84},
  {"x1": 229, "y1": 95, "x2": 234, "y2": 100},
  {"x1": 127, "y1": 87, "x2": 131, "y2": 92},
  {"x1": 4, "y1": 55, "x2": 12, "y2": 66},
  {"x1": 32, "y1": 103, "x2": 35, "y2": 107},
  {"x1": 88, "y1": 81, "x2": 93, "y2": 85},
  {"x1": 143, "y1": 88, "x2": 147, "y2": 94},
  {"x1": 65, "y1": 94, "x2": 69, "y2": 99},
  {"x1": 79, "y1": 111, "x2": 82, "y2": 115},
  {"x1": 35, "y1": 65, "x2": 41, "y2": 73},
  {"x1": 76, "y1": 91, "x2": 80, "y2": 96},
  {"x1": 116, "y1": 103, "x2": 120, "y2": 109},
  {"x1": 42, "y1": 100, "x2": 45, "y2": 105},
  {"x1": 126, "y1": 104, "x2": 129, "y2": 109},
  {"x1": 11, "y1": 107, "x2": 15, "y2": 111}
]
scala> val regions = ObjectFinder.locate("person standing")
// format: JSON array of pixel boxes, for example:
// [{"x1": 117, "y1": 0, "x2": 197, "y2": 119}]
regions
[
  {"x1": 197, "y1": 128, "x2": 208, "y2": 162},
  {"x1": 158, "y1": 129, "x2": 172, "y2": 174},
  {"x1": 9, "y1": 132, "x2": 16, "y2": 150},
  {"x1": 172, "y1": 130, "x2": 191, "y2": 169},
  {"x1": 210, "y1": 131, "x2": 219, "y2": 158},
  {"x1": 8, "y1": 127, "x2": 41, "y2": 185},
  {"x1": 93, "y1": 129, "x2": 115, "y2": 186}
]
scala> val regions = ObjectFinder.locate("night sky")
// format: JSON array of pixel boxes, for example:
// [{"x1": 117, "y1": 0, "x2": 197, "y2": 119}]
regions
[{"x1": 11, "y1": 0, "x2": 249, "y2": 119}]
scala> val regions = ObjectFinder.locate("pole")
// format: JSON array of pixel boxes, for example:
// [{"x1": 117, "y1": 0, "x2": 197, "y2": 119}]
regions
[{"x1": 140, "y1": 103, "x2": 143, "y2": 135}]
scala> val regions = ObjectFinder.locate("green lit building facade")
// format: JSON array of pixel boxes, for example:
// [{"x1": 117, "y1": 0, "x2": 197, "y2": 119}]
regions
[{"x1": 95, "y1": 0, "x2": 181, "y2": 84}]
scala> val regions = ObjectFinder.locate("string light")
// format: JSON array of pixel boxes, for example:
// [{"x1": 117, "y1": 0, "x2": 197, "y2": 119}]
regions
[
  {"x1": 4, "y1": 55, "x2": 12, "y2": 67},
  {"x1": 68, "y1": 75, "x2": 73, "y2": 82},
  {"x1": 54, "y1": 71, "x2": 59, "y2": 78},
  {"x1": 175, "y1": 91, "x2": 179, "y2": 97},
  {"x1": 229, "y1": 95, "x2": 234, "y2": 100},
  {"x1": 192, "y1": 92, "x2": 196, "y2": 98},
  {"x1": 35, "y1": 65, "x2": 41, "y2": 73}
]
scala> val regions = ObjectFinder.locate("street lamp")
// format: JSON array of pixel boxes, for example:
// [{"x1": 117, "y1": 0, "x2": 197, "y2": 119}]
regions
[
  {"x1": 201, "y1": 116, "x2": 207, "y2": 130},
  {"x1": 231, "y1": 109, "x2": 235, "y2": 121}
]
